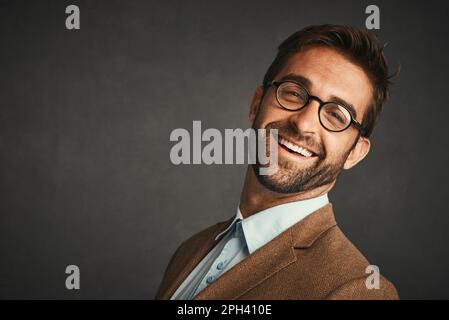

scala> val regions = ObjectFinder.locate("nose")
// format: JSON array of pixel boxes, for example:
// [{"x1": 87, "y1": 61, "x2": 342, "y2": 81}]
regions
[{"x1": 287, "y1": 99, "x2": 322, "y2": 134}]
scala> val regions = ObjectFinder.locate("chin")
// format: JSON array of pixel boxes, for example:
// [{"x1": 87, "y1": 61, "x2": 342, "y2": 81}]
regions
[{"x1": 251, "y1": 163, "x2": 309, "y2": 194}]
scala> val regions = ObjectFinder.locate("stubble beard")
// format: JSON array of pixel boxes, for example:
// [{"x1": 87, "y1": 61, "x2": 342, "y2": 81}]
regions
[{"x1": 251, "y1": 120, "x2": 352, "y2": 194}]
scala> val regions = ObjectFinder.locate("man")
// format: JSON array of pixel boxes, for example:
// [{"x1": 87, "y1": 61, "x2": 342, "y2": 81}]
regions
[{"x1": 156, "y1": 24, "x2": 399, "y2": 300}]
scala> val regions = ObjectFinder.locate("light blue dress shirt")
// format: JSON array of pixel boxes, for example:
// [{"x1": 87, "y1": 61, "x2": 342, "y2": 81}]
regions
[{"x1": 170, "y1": 193, "x2": 329, "y2": 300}]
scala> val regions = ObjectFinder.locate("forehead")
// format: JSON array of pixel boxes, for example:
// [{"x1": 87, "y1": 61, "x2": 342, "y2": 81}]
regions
[{"x1": 276, "y1": 46, "x2": 373, "y2": 120}]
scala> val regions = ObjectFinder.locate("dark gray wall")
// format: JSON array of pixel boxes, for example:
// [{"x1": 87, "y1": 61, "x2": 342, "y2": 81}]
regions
[{"x1": 1, "y1": 0, "x2": 448, "y2": 299}]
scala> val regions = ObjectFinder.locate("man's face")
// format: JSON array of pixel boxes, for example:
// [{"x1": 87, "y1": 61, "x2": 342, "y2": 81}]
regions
[{"x1": 250, "y1": 46, "x2": 373, "y2": 194}]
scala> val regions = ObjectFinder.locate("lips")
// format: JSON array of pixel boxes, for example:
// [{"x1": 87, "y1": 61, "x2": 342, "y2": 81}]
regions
[{"x1": 278, "y1": 136, "x2": 317, "y2": 158}]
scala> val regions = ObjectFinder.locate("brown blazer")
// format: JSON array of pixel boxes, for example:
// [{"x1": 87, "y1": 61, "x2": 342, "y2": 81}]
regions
[{"x1": 155, "y1": 203, "x2": 399, "y2": 300}]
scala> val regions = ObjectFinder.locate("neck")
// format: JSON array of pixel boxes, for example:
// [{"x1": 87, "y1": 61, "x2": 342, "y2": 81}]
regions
[{"x1": 238, "y1": 165, "x2": 334, "y2": 218}]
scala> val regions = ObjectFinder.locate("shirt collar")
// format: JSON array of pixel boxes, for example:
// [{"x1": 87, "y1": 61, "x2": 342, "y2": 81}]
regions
[
  {"x1": 215, "y1": 209, "x2": 244, "y2": 241},
  {"x1": 215, "y1": 194, "x2": 329, "y2": 254}
]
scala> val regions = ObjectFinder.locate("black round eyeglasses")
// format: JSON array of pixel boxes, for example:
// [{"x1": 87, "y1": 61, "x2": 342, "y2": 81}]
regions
[{"x1": 267, "y1": 80, "x2": 364, "y2": 134}]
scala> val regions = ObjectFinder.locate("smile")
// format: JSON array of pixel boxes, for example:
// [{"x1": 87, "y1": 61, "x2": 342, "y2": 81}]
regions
[{"x1": 278, "y1": 137, "x2": 316, "y2": 158}]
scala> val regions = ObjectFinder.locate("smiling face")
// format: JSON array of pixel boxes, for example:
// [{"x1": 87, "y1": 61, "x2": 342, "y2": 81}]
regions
[{"x1": 250, "y1": 46, "x2": 373, "y2": 194}]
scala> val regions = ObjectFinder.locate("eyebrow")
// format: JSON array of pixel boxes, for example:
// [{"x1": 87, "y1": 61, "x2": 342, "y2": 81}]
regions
[{"x1": 278, "y1": 73, "x2": 359, "y2": 120}]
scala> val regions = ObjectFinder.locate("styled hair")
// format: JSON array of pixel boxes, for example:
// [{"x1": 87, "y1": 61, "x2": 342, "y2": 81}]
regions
[{"x1": 262, "y1": 24, "x2": 392, "y2": 137}]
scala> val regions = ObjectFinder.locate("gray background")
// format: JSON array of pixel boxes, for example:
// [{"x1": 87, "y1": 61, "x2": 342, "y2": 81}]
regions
[{"x1": 0, "y1": 0, "x2": 448, "y2": 299}]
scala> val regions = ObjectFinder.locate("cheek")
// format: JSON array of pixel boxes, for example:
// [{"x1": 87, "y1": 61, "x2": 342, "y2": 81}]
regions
[
  {"x1": 322, "y1": 135, "x2": 353, "y2": 160},
  {"x1": 254, "y1": 102, "x2": 286, "y2": 127}
]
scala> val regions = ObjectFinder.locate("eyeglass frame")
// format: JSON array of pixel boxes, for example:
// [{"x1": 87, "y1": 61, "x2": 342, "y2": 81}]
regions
[{"x1": 265, "y1": 80, "x2": 364, "y2": 135}]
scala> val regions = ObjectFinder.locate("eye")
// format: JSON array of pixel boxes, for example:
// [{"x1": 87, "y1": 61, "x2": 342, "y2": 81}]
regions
[
  {"x1": 286, "y1": 90, "x2": 301, "y2": 97},
  {"x1": 321, "y1": 103, "x2": 351, "y2": 130},
  {"x1": 329, "y1": 111, "x2": 345, "y2": 124}
]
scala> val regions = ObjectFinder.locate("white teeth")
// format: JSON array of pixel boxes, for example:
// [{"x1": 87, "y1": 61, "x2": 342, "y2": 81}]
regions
[{"x1": 279, "y1": 138, "x2": 313, "y2": 157}]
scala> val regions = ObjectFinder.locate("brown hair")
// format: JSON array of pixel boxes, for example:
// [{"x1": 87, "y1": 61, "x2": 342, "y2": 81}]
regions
[{"x1": 262, "y1": 24, "x2": 392, "y2": 138}]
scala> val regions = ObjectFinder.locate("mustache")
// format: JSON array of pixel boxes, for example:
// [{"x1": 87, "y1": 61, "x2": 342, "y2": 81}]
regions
[{"x1": 265, "y1": 122, "x2": 325, "y2": 158}]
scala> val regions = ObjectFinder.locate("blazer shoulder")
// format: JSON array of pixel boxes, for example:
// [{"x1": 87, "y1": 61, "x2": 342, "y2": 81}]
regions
[
  {"x1": 168, "y1": 221, "x2": 223, "y2": 267},
  {"x1": 324, "y1": 274, "x2": 399, "y2": 300},
  {"x1": 155, "y1": 218, "x2": 232, "y2": 299},
  {"x1": 176, "y1": 217, "x2": 232, "y2": 253},
  {"x1": 312, "y1": 226, "x2": 399, "y2": 300}
]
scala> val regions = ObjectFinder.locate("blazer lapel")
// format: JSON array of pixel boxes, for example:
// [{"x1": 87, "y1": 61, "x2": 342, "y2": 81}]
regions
[
  {"x1": 193, "y1": 203, "x2": 337, "y2": 300},
  {"x1": 193, "y1": 225, "x2": 297, "y2": 300}
]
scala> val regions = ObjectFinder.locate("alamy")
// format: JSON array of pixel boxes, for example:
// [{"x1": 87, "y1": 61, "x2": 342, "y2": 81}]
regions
[{"x1": 169, "y1": 121, "x2": 278, "y2": 175}]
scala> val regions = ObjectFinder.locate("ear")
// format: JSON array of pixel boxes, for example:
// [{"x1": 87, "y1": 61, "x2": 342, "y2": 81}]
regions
[
  {"x1": 343, "y1": 136, "x2": 371, "y2": 170},
  {"x1": 249, "y1": 85, "x2": 264, "y2": 124}
]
